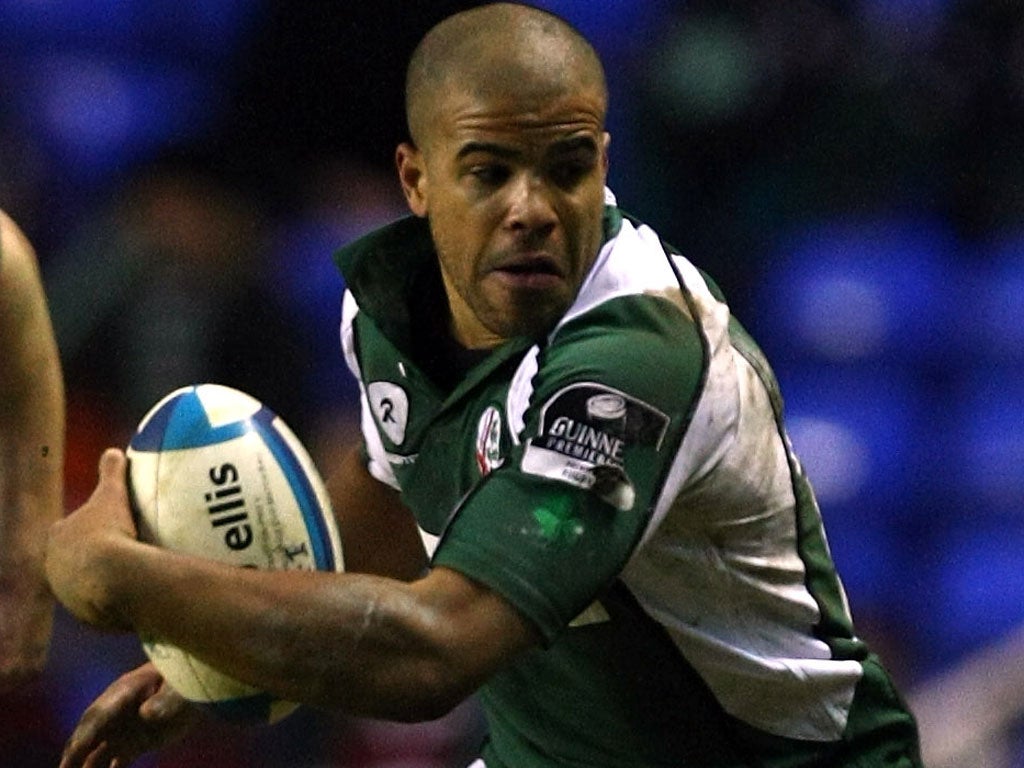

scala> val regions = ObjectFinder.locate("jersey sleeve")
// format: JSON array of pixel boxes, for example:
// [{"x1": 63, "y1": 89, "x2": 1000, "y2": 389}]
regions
[{"x1": 433, "y1": 293, "x2": 708, "y2": 642}]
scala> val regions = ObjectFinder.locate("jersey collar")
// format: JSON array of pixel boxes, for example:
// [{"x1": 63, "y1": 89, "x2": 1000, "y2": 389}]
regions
[{"x1": 333, "y1": 194, "x2": 624, "y2": 347}]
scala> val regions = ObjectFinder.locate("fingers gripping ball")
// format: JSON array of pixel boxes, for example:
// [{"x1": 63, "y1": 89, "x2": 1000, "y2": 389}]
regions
[{"x1": 126, "y1": 384, "x2": 344, "y2": 724}]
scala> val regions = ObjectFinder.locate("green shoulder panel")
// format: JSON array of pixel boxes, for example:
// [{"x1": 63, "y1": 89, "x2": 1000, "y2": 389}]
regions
[{"x1": 434, "y1": 292, "x2": 708, "y2": 640}]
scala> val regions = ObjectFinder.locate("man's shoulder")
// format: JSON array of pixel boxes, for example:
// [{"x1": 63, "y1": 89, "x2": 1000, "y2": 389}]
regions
[
  {"x1": 553, "y1": 213, "x2": 711, "y2": 357},
  {"x1": 532, "y1": 212, "x2": 733, "y2": 413}
]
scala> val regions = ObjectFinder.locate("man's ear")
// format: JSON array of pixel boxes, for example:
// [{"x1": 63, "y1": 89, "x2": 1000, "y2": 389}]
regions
[{"x1": 396, "y1": 142, "x2": 428, "y2": 217}]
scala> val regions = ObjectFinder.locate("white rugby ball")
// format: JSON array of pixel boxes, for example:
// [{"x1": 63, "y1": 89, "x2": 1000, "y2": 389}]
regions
[{"x1": 126, "y1": 383, "x2": 344, "y2": 723}]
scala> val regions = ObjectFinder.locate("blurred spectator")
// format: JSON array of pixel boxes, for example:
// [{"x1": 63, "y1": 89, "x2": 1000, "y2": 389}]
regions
[
  {"x1": 629, "y1": 0, "x2": 1024, "y2": 302},
  {"x1": 45, "y1": 149, "x2": 315, "y2": 447},
  {"x1": 262, "y1": 154, "x2": 409, "y2": 460}
]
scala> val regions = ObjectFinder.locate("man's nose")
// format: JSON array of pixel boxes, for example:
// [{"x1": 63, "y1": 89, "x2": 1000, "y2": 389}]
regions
[{"x1": 505, "y1": 173, "x2": 557, "y2": 232}]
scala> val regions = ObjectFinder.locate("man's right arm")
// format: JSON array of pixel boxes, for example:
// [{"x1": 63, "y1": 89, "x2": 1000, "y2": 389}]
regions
[
  {"x1": 56, "y1": 444, "x2": 430, "y2": 768},
  {"x1": 47, "y1": 448, "x2": 541, "y2": 722}
]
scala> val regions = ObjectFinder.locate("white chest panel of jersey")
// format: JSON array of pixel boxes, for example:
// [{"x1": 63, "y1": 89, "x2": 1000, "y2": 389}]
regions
[{"x1": 506, "y1": 218, "x2": 863, "y2": 741}]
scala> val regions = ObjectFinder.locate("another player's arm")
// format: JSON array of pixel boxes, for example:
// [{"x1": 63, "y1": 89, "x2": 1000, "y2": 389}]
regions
[
  {"x1": 0, "y1": 210, "x2": 65, "y2": 688},
  {"x1": 46, "y1": 449, "x2": 540, "y2": 722},
  {"x1": 59, "y1": 661, "x2": 205, "y2": 768}
]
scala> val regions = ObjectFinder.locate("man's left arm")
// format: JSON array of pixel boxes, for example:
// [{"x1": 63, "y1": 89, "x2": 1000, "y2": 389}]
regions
[{"x1": 0, "y1": 210, "x2": 66, "y2": 689}]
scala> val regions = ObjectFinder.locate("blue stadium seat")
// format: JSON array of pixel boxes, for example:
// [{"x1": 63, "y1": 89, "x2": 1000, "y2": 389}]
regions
[
  {"x1": 12, "y1": 55, "x2": 217, "y2": 183},
  {"x1": 946, "y1": 369, "x2": 1024, "y2": 516},
  {"x1": 915, "y1": 518, "x2": 1024, "y2": 670},
  {"x1": 752, "y1": 215, "x2": 959, "y2": 366},
  {"x1": 0, "y1": 0, "x2": 263, "y2": 183},
  {"x1": 0, "y1": 0, "x2": 261, "y2": 54},
  {"x1": 776, "y1": 365, "x2": 927, "y2": 605},
  {"x1": 893, "y1": 368, "x2": 1024, "y2": 671},
  {"x1": 969, "y1": 229, "x2": 1024, "y2": 363}
]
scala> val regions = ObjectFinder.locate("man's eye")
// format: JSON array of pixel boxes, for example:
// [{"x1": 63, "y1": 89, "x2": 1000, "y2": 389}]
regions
[
  {"x1": 550, "y1": 158, "x2": 593, "y2": 188},
  {"x1": 470, "y1": 165, "x2": 510, "y2": 186}
]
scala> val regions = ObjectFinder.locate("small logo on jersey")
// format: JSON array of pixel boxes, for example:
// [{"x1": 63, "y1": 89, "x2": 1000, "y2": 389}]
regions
[
  {"x1": 522, "y1": 383, "x2": 669, "y2": 511},
  {"x1": 367, "y1": 381, "x2": 409, "y2": 446},
  {"x1": 475, "y1": 405, "x2": 504, "y2": 476}
]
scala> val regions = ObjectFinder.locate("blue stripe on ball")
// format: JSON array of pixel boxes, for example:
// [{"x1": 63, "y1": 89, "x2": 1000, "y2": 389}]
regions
[
  {"x1": 129, "y1": 390, "x2": 185, "y2": 451},
  {"x1": 130, "y1": 387, "x2": 252, "y2": 452},
  {"x1": 252, "y1": 408, "x2": 336, "y2": 572}
]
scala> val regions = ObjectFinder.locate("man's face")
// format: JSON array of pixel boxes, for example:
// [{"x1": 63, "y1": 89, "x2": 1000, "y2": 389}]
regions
[{"x1": 398, "y1": 76, "x2": 610, "y2": 348}]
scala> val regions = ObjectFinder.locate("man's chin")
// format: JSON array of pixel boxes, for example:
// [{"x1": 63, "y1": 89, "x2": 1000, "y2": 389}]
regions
[{"x1": 485, "y1": 302, "x2": 566, "y2": 341}]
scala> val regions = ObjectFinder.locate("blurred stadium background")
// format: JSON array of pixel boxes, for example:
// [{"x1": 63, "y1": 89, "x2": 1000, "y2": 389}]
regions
[{"x1": 1, "y1": 0, "x2": 1022, "y2": 765}]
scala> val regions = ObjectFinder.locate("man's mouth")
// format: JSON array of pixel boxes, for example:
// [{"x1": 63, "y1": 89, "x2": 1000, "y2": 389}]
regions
[
  {"x1": 502, "y1": 261, "x2": 556, "y2": 274},
  {"x1": 494, "y1": 254, "x2": 563, "y2": 277},
  {"x1": 491, "y1": 256, "x2": 565, "y2": 290}
]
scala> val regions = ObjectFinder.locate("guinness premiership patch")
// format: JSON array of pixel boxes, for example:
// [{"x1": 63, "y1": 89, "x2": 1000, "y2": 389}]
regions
[{"x1": 521, "y1": 383, "x2": 669, "y2": 510}]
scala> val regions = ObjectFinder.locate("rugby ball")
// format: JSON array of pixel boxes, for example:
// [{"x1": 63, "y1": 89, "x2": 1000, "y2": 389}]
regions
[{"x1": 125, "y1": 383, "x2": 344, "y2": 723}]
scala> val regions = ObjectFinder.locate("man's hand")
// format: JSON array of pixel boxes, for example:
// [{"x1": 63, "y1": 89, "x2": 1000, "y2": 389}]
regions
[
  {"x1": 45, "y1": 448, "x2": 139, "y2": 630},
  {"x1": 59, "y1": 662, "x2": 202, "y2": 768}
]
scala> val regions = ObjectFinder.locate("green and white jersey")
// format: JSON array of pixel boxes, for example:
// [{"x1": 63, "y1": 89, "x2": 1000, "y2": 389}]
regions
[{"x1": 334, "y1": 192, "x2": 920, "y2": 768}]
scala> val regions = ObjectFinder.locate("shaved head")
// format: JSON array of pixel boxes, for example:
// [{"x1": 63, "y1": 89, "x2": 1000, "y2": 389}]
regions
[{"x1": 405, "y1": 3, "x2": 607, "y2": 149}]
